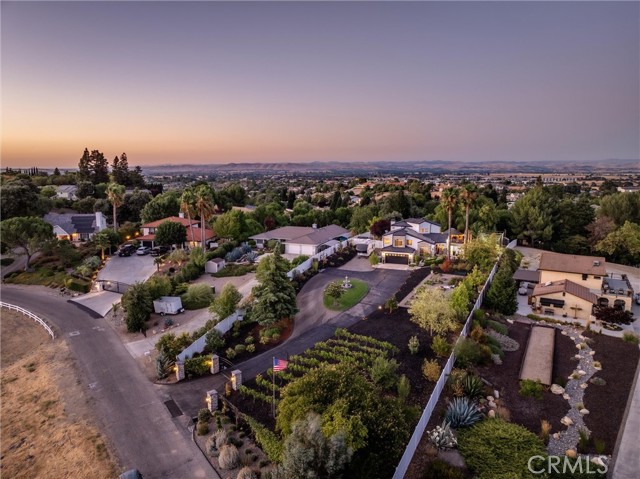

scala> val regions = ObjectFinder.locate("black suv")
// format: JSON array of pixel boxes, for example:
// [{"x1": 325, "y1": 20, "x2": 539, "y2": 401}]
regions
[
  {"x1": 117, "y1": 245, "x2": 137, "y2": 257},
  {"x1": 150, "y1": 245, "x2": 170, "y2": 256}
]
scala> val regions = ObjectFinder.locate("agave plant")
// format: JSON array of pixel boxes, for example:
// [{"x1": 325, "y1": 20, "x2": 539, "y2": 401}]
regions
[
  {"x1": 428, "y1": 420, "x2": 458, "y2": 449},
  {"x1": 462, "y1": 373, "x2": 485, "y2": 400},
  {"x1": 444, "y1": 397, "x2": 483, "y2": 428}
]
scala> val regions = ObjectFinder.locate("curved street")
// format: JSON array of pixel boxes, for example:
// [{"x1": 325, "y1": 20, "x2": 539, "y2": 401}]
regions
[{"x1": 0, "y1": 284, "x2": 212, "y2": 479}]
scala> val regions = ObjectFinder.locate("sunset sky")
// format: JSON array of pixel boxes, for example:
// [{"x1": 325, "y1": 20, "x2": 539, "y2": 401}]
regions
[{"x1": 2, "y1": 1, "x2": 638, "y2": 168}]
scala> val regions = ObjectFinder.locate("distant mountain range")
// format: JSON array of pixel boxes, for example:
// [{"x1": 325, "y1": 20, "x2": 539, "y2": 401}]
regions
[{"x1": 141, "y1": 159, "x2": 639, "y2": 176}]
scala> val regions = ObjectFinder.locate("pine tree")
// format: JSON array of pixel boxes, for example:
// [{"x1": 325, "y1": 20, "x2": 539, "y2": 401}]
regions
[
  {"x1": 78, "y1": 148, "x2": 92, "y2": 181},
  {"x1": 251, "y1": 248, "x2": 298, "y2": 325},
  {"x1": 484, "y1": 263, "x2": 518, "y2": 315},
  {"x1": 91, "y1": 150, "x2": 110, "y2": 184},
  {"x1": 112, "y1": 153, "x2": 130, "y2": 185}
]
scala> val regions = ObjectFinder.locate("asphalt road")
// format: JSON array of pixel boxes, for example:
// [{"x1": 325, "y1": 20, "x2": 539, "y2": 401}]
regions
[
  {"x1": 165, "y1": 263, "x2": 409, "y2": 417},
  {"x1": 0, "y1": 284, "x2": 213, "y2": 479}
]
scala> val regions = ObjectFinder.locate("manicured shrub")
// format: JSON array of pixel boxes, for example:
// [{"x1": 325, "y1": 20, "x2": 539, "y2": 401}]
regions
[
  {"x1": 246, "y1": 344, "x2": 256, "y2": 353},
  {"x1": 623, "y1": 331, "x2": 640, "y2": 345},
  {"x1": 184, "y1": 356, "x2": 210, "y2": 377},
  {"x1": 454, "y1": 338, "x2": 491, "y2": 368},
  {"x1": 431, "y1": 335, "x2": 452, "y2": 358},
  {"x1": 444, "y1": 397, "x2": 483, "y2": 428},
  {"x1": 473, "y1": 308, "x2": 487, "y2": 327},
  {"x1": 408, "y1": 335, "x2": 420, "y2": 354},
  {"x1": 198, "y1": 408, "x2": 212, "y2": 423},
  {"x1": 422, "y1": 359, "x2": 442, "y2": 382},
  {"x1": 397, "y1": 374, "x2": 411, "y2": 401},
  {"x1": 235, "y1": 344, "x2": 246, "y2": 355},
  {"x1": 519, "y1": 379, "x2": 544, "y2": 400},
  {"x1": 226, "y1": 347, "x2": 237, "y2": 359},
  {"x1": 196, "y1": 421, "x2": 209, "y2": 436},
  {"x1": 219, "y1": 444, "x2": 240, "y2": 470},
  {"x1": 205, "y1": 435, "x2": 218, "y2": 456},
  {"x1": 458, "y1": 419, "x2": 546, "y2": 479}
]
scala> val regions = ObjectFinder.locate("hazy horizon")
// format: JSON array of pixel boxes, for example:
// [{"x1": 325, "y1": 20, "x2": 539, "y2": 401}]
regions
[{"x1": 2, "y1": 1, "x2": 638, "y2": 168}]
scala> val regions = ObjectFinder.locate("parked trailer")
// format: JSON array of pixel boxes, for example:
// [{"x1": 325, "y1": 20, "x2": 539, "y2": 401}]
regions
[{"x1": 153, "y1": 296, "x2": 185, "y2": 316}]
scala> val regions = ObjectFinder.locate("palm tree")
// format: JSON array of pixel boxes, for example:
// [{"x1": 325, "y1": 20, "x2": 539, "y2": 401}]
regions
[
  {"x1": 193, "y1": 184, "x2": 216, "y2": 247},
  {"x1": 180, "y1": 187, "x2": 197, "y2": 245},
  {"x1": 459, "y1": 185, "x2": 478, "y2": 244},
  {"x1": 93, "y1": 230, "x2": 111, "y2": 261},
  {"x1": 441, "y1": 187, "x2": 459, "y2": 260},
  {"x1": 106, "y1": 182, "x2": 126, "y2": 230}
]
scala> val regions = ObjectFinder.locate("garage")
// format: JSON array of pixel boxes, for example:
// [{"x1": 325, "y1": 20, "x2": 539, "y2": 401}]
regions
[{"x1": 383, "y1": 253, "x2": 410, "y2": 265}]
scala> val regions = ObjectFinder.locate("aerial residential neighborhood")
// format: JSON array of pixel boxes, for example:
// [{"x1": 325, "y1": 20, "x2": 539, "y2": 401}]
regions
[{"x1": 1, "y1": 2, "x2": 639, "y2": 479}]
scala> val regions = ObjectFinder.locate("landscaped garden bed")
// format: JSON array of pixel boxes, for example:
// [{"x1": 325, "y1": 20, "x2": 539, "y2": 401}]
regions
[
  {"x1": 582, "y1": 331, "x2": 640, "y2": 454},
  {"x1": 323, "y1": 278, "x2": 369, "y2": 311}
]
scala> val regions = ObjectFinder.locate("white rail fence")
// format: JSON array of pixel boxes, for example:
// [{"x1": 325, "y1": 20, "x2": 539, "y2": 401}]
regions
[
  {"x1": 392, "y1": 239, "x2": 516, "y2": 478},
  {"x1": 287, "y1": 239, "x2": 351, "y2": 279},
  {"x1": 1, "y1": 301, "x2": 56, "y2": 339}
]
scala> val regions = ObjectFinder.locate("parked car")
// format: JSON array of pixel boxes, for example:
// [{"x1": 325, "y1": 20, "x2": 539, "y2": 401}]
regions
[
  {"x1": 150, "y1": 245, "x2": 170, "y2": 256},
  {"x1": 117, "y1": 245, "x2": 136, "y2": 257},
  {"x1": 136, "y1": 246, "x2": 151, "y2": 256}
]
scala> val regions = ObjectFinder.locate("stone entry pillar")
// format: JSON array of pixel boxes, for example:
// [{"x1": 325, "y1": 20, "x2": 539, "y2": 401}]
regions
[
  {"x1": 206, "y1": 389, "x2": 218, "y2": 412},
  {"x1": 211, "y1": 354, "x2": 220, "y2": 374},
  {"x1": 231, "y1": 370, "x2": 242, "y2": 390},
  {"x1": 176, "y1": 361, "x2": 185, "y2": 381}
]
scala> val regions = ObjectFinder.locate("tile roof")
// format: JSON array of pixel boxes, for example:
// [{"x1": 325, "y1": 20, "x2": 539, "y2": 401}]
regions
[
  {"x1": 531, "y1": 279, "x2": 598, "y2": 304},
  {"x1": 141, "y1": 216, "x2": 198, "y2": 228},
  {"x1": 539, "y1": 252, "x2": 607, "y2": 276}
]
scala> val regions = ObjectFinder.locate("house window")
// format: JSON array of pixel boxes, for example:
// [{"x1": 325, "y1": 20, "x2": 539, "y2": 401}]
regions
[
  {"x1": 407, "y1": 239, "x2": 413, "y2": 246},
  {"x1": 594, "y1": 276, "x2": 601, "y2": 279},
  {"x1": 394, "y1": 239, "x2": 404, "y2": 247},
  {"x1": 383, "y1": 237, "x2": 391, "y2": 245},
  {"x1": 540, "y1": 298, "x2": 564, "y2": 308},
  {"x1": 582, "y1": 274, "x2": 588, "y2": 281}
]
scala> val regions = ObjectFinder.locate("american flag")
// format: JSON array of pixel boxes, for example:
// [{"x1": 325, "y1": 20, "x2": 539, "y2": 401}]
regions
[{"x1": 273, "y1": 358, "x2": 288, "y2": 372}]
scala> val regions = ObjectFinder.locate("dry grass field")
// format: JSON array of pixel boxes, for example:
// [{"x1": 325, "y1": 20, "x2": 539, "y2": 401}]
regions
[{"x1": 1, "y1": 308, "x2": 117, "y2": 478}]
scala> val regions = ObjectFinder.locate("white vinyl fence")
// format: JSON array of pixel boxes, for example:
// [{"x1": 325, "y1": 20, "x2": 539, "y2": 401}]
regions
[
  {"x1": 1, "y1": 301, "x2": 56, "y2": 339},
  {"x1": 177, "y1": 309, "x2": 245, "y2": 361},
  {"x1": 287, "y1": 239, "x2": 350, "y2": 279},
  {"x1": 392, "y1": 239, "x2": 516, "y2": 478}
]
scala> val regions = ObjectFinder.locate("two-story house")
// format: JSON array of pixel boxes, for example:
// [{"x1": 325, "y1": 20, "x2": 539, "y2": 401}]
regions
[
  {"x1": 380, "y1": 218, "x2": 442, "y2": 264},
  {"x1": 530, "y1": 252, "x2": 634, "y2": 319}
]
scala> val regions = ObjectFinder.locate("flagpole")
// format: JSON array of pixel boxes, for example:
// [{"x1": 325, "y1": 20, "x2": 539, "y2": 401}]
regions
[{"x1": 272, "y1": 357, "x2": 276, "y2": 418}]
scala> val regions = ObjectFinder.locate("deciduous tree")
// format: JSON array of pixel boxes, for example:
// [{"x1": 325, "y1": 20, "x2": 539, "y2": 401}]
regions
[
  {"x1": 0, "y1": 217, "x2": 54, "y2": 270},
  {"x1": 122, "y1": 282, "x2": 152, "y2": 332},
  {"x1": 409, "y1": 287, "x2": 457, "y2": 336},
  {"x1": 210, "y1": 283, "x2": 242, "y2": 321},
  {"x1": 155, "y1": 221, "x2": 187, "y2": 247}
]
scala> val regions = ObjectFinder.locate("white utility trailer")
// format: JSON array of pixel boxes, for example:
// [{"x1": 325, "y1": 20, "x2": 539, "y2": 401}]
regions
[{"x1": 153, "y1": 296, "x2": 185, "y2": 316}]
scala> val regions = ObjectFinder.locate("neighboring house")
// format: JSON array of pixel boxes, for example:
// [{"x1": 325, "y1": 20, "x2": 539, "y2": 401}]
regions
[
  {"x1": 138, "y1": 214, "x2": 216, "y2": 248},
  {"x1": 538, "y1": 252, "x2": 607, "y2": 290},
  {"x1": 378, "y1": 219, "x2": 466, "y2": 265},
  {"x1": 530, "y1": 252, "x2": 634, "y2": 316},
  {"x1": 250, "y1": 224, "x2": 351, "y2": 256},
  {"x1": 531, "y1": 280, "x2": 598, "y2": 320},
  {"x1": 390, "y1": 218, "x2": 441, "y2": 235},
  {"x1": 55, "y1": 185, "x2": 78, "y2": 201},
  {"x1": 205, "y1": 258, "x2": 225, "y2": 274},
  {"x1": 44, "y1": 212, "x2": 107, "y2": 241}
]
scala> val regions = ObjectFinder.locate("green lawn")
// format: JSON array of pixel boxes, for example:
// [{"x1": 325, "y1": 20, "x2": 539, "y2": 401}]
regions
[{"x1": 323, "y1": 279, "x2": 369, "y2": 311}]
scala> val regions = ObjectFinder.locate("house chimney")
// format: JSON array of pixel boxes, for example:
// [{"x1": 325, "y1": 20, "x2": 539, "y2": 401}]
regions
[
  {"x1": 179, "y1": 212, "x2": 185, "y2": 219},
  {"x1": 593, "y1": 260, "x2": 600, "y2": 266}
]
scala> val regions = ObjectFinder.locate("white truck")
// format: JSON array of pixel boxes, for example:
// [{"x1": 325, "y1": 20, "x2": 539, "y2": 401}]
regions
[{"x1": 153, "y1": 296, "x2": 185, "y2": 316}]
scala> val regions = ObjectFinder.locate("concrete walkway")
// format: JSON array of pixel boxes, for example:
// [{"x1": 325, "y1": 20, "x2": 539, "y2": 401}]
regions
[
  {"x1": 520, "y1": 325, "x2": 555, "y2": 385},
  {"x1": 611, "y1": 357, "x2": 640, "y2": 479}
]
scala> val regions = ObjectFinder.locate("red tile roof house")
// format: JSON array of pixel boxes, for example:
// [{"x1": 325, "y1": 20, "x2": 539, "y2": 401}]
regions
[{"x1": 139, "y1": 214, "x2": 216, "y2": 249}]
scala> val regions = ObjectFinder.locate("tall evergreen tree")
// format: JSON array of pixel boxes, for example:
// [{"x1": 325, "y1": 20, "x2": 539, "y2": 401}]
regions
[
  {"x1": 91, "y1": 150, "x2": 110, "y2": 184},
  {"x1": 128, "y1": 165, "x2": 146, "y2": 188},
  {"x1": 77, "y1": 148, "x2": 92, "y2": 181},
  {"x1": 53, "y1": 167, "x2": 61, "y2": 176},
  {"x1": 484, "y1": 262, "x2": 518, "y2": 314},
  {"x1": 251, "y1": 248, "x2": 297, "y2": 325}
]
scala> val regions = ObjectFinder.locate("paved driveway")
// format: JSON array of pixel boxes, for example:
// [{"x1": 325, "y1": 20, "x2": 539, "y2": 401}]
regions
[
  {"x1": 165, "y1": 258, "x2": 410, "y2": 416},
  {"x1": 0, "y1": 284, "x2": 213, "y2": 478},
  {"x1": 97, "y1": 253, "x2": 156, "y2": 285}
]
